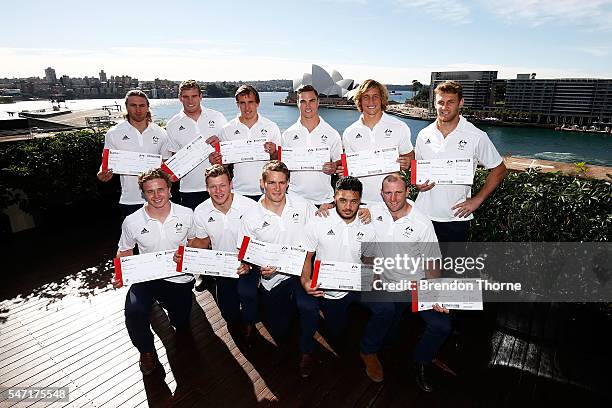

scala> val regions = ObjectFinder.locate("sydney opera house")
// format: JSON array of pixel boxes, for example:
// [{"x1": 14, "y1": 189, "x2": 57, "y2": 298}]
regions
[
  {"x1": 293, "y1": 64, "x2": 355, "y2": 97},
  {"x1": 277, "y1": 64, "x2": 357, "y2": 106}
]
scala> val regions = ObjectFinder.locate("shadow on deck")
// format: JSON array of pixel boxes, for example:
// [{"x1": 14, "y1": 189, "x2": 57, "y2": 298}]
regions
[{"x1": 0, "y1": 213, "x2": 610, "y2": 407}]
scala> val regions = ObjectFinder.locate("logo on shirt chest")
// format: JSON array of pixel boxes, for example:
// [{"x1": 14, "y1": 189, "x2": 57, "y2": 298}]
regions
[
  {"x1": 208, "y1": 120, "x2": 215, "y2": 127},
  {"x1": 402, "y1": 226, "x2": 414, "y2": 238},
  {"x1": 320, "y1": 134, "x2": 328, "y2": 144},
  {"x1": 326, "y1": 229, "x2": 335, "y2": 236},
  {"x1": 355, "y1": 133, "x2": 363, "y2": 139},
  {"x1": 292, "y1": 213, "x2": 300, "y2": 223},
  {"x1": 178, "y1": 125, "x2": 186, "y2": 131},
  {"x1": 260, "y1": 129, "x2": 268, "y2": 136},
  {"x1": 175, "y1": 222, "x2": 184, "y2": 233},
  {"x1": 208, "y1": 216, "x2": 215, "y2": 223},
  {"x1": 141, "y1": 228, "x2": 149, "y2": 234},
  {"x1": 356, "y1": 231, "x2": 365, "y2": 241},
  {"x1": 122, "y1": 135, "x2": 130, "y2": 140},
  {"x1": 425, "y1": 138, "x2": 431, "y2": 144},
  {"x1": 376, "y1": 215, "x2": 383, "y2": 222},
  {"x1": 458, "y1": 140, "x2": 468, "y2": 150},
  {"x1": 293, "y1": 134, "x2": 299, "y2": 140},
  {"x1": 152, "y1": 135, "x2": 159, "y2": 144},
  {"x1": 261, "y1": 220, "x2": 270, "y2": 228},
  {"x1": 384, "y1": 129, "x2": 393, "y2": 137},
  {"x1": 234, "y1": 130, "x2": 241, "y2": 135}
]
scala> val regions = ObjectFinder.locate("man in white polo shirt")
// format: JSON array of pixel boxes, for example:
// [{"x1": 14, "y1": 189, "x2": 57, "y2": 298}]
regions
[
  {"x1": 212, "y1": 85, "x2": 281, "y2": 201},
  {"x1": 415, "y1": 80, "x2": 506, "y2": 243},
  {"x1": 369, "y1": 173, "x2": 450, "y2": 393},
  {"x1": 298, "y1": 177, "x2": 395, "y2": 382},
  {"x1": 281, "y1": 84, "x2": 342, "y2": 206},
  {"x1": 115, "y1": 168, "x2": 195, "y2": 376},
  {"x1": 97, "y1": 90, "x2": 170, "y2": 217},
  {"x1": 341, "y1": 79, "x2": 414, "y2": 205},
  {"x1": 238, "y1": 161, "x2": 317, "y2": 348},
  {"x1": 166, "y1": 79, "x2": 228, "y2": 210},
  {"x1": 187, "y1": 164, "x2": 259, "y2": 344}
]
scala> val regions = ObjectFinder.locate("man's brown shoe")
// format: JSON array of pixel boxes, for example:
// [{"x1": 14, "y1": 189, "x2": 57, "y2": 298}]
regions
[
  {"x1": 139, "y1": 352, "x2": 157, "y2": 376},
  {"x1": 299, "y1": 353, "x2": 315, "y2": 378},
  {"x1": 360, "y1": 352, "x2": 383, "y2": 382}
]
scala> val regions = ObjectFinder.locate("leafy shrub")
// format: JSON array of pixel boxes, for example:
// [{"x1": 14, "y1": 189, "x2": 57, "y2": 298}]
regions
[{"x1": 0, "y1": 130, "x2": 117, "y2": 213}]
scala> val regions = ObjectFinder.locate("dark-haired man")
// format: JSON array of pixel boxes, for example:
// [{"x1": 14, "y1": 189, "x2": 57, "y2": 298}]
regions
[
  {"x1": 213, "y1": 85, "x2": 281, "y2": 201},
  {"x1": 166, "y1": 80, "x2": 227, "y2": 210},
  {"x1": 115, "y1": 168, "x2": 195, "y2": 375},
  {"x1": 281, "y1": 85, "x2": 342, "y2": 206},
  {"x1": 97, "y1": 90, "x2": 170, "y2": 217},
  {"x1": 297, "y1": 177, "x2": 394, "y2": 382}
]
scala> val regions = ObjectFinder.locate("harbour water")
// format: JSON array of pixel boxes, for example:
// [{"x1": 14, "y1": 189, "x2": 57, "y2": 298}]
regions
[{"x1": 2, "y1": 92, "x2": 611, "y2": 166}]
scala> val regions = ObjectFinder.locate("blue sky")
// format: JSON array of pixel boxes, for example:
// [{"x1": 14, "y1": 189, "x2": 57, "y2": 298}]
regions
[{"x1": 2, "y1": 0, "x2": 611, "y2": 83}]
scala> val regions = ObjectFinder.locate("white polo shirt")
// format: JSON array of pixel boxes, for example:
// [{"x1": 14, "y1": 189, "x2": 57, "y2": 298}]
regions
[
  {"x1": 118, "y1": 202, "x2": 195, "y2": 284},
  {"x1": 166, "y1": 108, "x2": 227, "y2": 193},
  {"x1": 193, "y1": 193, "x2": 257, "y2": 252},
  {"x1": 414, "y1": 116, "x2": 503, "y2": 222},
  {"x1": 220, "y1": 115, "x2": 281, "y2": 196},
  {"x1": 281, "y1": 117, "x2": 342, "y2": 205},
  {"x1": 104, "y1": 120, "x2": 170, "y2": 205},
  {"x1": 238, "y1": 193, "x2": 317, "y2": 291},
  {"x1": 303, "y1": 211, "x2": 376, "y2": 299},
  {"x1": 369, "y1": 200, "x2": 441, "y2": 284},
  {"x1": 342, "y1": 113, "x2": 413, "y2": 204}
]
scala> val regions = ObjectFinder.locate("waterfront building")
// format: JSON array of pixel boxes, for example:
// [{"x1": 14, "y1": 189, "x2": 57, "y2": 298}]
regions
[
  {"x1": 293, "y1": 64, "x2": 354, "y2": 97},
  {"x1": 504, "y1": 76, "x2": 612, "y2": 126},
  {"x1": 99, "y1": 69, "x2": 107, "y2": 82},
  {"x1": 430, "y1": 71, "x2": 497, "y2": 110},
  {"x1": 45, "y1": 67, "x2": 57, "y2": 84}
]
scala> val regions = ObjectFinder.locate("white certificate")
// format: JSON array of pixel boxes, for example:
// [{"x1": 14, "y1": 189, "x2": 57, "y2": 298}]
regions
[
  {"x1": 113, "y1": 250, "x2": 179, "y2": 287},
  {"x1": 238, "y1": 236, "x2": 307, "y2": 276},
  {"x1": 411, "y1": 158, "x2": 474, "y2": 185},
  {"x1": 176, "y1": 245, "x2": 240, "y2": 279},
  {"x1": 342, "y1": 147, "x2": 400, "y2": 177},
  {"x1": 220, "y1": 137, "x2": 269, "y2": 164},
  {"x1": 102, "y1": 148, "x2": 162, "y2": 176},
  {"x1": 311, "y1": 260, "x2": 369, "y2": 291},
  {"x1": 161, "y1": 135, "x2": 215, "y2": 181},
  {"x1": 413, "y1": 278, "x2": 483, "y2": 311},
  {"x1": 278, "y1": 146, "x2": 330, "y2": 171}
]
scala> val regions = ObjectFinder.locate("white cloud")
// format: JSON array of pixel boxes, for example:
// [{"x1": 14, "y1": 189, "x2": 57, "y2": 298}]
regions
[
  {"x1": 483, "y1": 0, "x2": 612, "y2": 30},
  {"x1": 393, "y1": 0, "x2": 471, "y2": 24}
]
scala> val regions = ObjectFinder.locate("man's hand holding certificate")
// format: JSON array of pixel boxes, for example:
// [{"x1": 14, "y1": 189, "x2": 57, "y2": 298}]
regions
[
  {"x1": 176, "y1": 245, "x2": 240, "y2": 278},
  {"x1": 219, "y1": 137, "x2": 269, "y2": 164},
  {"x1": 238, "y1": 236, "x2": 307, "y2": 276},
  {"x1": 161, "y1": 135, "x2": 216, "y2": 181},
  {"x1": 311, "y1": 260, "x2": 370, "y2": 291},
  {"x1": 412, "y1": 278, "x2": 483, "y2": 311},
  {"x1": 102, "y1": 149, "x2": 162, "y2": 176},
  {"x1": 277, "y1": 146, "x2": 330, "y2": 171},
  {"x1": 114, "y1": 250, "x2": 179, "y2": 287},
  {"x1": 341, "y1": 147, "x2": 400, "y2": 177},
  {"x1": 410, "y1": 158, "x2": 474, "y2": 185}
]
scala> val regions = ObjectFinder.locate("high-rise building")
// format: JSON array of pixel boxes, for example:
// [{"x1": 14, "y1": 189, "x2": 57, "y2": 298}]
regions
[
  {"x1": 430, "y1": 71, "x2": 497, "y2": 110},
  {"x1": 99, "y1": 69, "x2": 107, "y2": 82},
  {"x1": 45, "y1": 67, "x2": 57, "y2": 84}
]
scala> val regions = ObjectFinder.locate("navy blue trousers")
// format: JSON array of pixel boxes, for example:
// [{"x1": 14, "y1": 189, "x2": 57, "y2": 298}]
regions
[
  {"x1": 215, "y1": 267, "x2": 260, "y2": 325},
  {"x1": 124, "y1": 279, "x2": 193, "y2": 353},
  {"x1": 296, "y1": 290, "x2": 395, "y2": 354},
  {"x1": 391, "y1": 302, "x2": 452, "y2": 363},
  {"x1": 259, "y1": 276, "x2": 299, "y2": 344}
]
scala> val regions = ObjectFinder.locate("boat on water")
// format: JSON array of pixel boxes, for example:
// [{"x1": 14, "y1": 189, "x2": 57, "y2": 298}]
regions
[{"x1": 555, "y1": 124, "x2": 612, "y2": 134}]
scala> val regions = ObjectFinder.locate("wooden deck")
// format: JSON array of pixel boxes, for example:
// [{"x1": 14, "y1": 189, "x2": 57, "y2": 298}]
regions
[{"x1": 1, "y1": 214, "x2": 609, "y2": 407}]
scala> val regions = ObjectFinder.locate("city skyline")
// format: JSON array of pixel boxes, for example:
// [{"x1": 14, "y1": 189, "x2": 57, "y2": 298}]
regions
[{"x1": 3, "y1": 0, "x2": 612, "y2": 83}]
